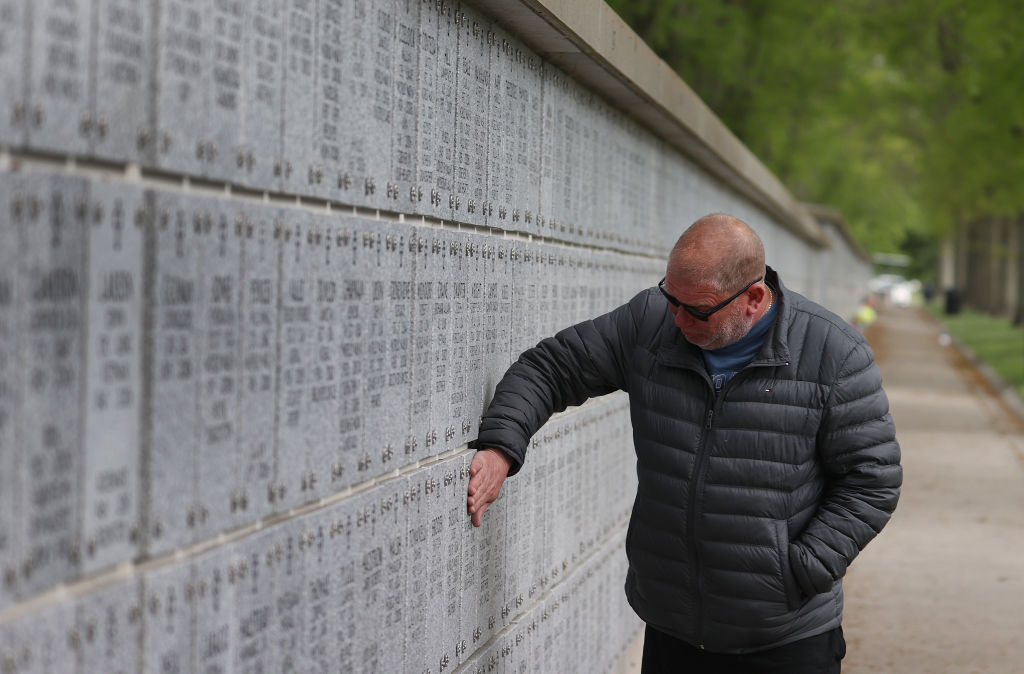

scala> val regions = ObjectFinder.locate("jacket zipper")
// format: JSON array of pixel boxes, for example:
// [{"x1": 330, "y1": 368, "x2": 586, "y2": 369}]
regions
[{"x1": 685, "y1": 359, "x2": 784, "y2": 648}]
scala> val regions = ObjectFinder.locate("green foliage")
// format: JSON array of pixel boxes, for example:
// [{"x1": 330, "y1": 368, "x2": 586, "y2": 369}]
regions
[
  {"x1": 929, "y1": 306, "x2": 1024, "y2": 398},
  {"x1": 605, "y1": 0, "x2": 1024, "y2": 268}
]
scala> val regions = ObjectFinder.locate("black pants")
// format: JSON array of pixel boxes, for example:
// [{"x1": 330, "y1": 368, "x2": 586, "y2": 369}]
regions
[{"x1": 641, "y1": 625, "x2": 846, "y2": 674}]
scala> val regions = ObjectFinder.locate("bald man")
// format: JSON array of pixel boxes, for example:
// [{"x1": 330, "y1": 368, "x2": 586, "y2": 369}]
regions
[{"x1": 467, "y1": 214, "x2": 901, "y2": 673}]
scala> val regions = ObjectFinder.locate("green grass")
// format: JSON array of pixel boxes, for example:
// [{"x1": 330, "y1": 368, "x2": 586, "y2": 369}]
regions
[{"x1": 929, "y1": 304, "x2": 1024, "y2": 398}]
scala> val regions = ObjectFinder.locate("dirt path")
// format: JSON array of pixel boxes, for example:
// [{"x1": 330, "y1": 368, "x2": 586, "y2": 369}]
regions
[{"x1": 842, "y1": 307, "x2": 1024, "y2": 673}]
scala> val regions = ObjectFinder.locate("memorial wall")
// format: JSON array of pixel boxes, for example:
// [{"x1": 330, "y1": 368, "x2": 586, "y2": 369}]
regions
[{"x1": 0, "y1": 0, "x2": 872, "y2": 672}]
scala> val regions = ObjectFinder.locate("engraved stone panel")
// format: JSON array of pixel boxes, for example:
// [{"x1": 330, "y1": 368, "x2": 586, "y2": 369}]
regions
[
  {"x1": 75, "y1": 576, "x2": 143, "y2": 673},
  {"x1": 334, "y1": 0, "x2": 390, "y2": 209},
  {"x1": 410, "y1": 227, "x2": 452, "y2": 460},
  {"x1": 275, "y1": 207, "x2": 314, "y2": 511},
  {"x1": 93, "y1": 0, "x2": 152, "y2": 162},
  {"x1": 390, "y1": 0, "x2": 419, "y2": 212},
  {"x1": 4, "y1": 595, "x2": 78, "y2": 673},
  {"x1": 376, "y1": 478, "x2": 407, "y2": 674},
  {"x1": 453, "y1": 4, "x2": 489, "y2": 226},
  {"x1": 420, "y1": 1, "x2": 458, "y2": 221},
  {"x1": 26, "y1": 0, "x2": 93, "y2": 155},
  {"x1": 407, "y1": 229, "x2": 430, "y2": 466},
  {"x1": 485, "y1": 24, "x2": 512, "y2": 230},
  {"x1": 81, "y1": 180, "x2": 144, "y2": 575},
  {"x1": 205, "y1": 0, "x2": 246, "y2": 182},
  {"x1": 413, "y1": 0, "x2": 440, "y2": 218},
  {"x1": 362, "y1": 220, "x2": 412, "y2": 476},
  {"x1": 238, "y1": 0, "x2": 284, "y2": 190},
  {"x1": 509, "y1": 242, "x2": 538, "y2": 358},
  {"x1": 152, "y1": 0, "x2": 208, "y2": 175},
  {"x1": 279, "y1": 0, "x2": 317, "y2": 196},
  {"x1": 142, "y1": 530, "x2": 194, "y2": 673},
  {"x1": 193, "y1": 197, "x2": 242, "y2": 542},
  {"x1": 464, "y1": 233, "x2": 489, "y2": 446},
  {"x1": 232, "y1": 528, "x2": 275, "y2": 674},
  {"x1": 349, "y1": 486, "x2": 386, "y2": 672},
  {"x1": 483, "y1": 239, "x2": 512, "y2": 398},
  {"x1": 17, "y1": 174, "x2": 87, "y2": 596},
  {"x1": 307, "y1": 0, "x2": 345, "y2": 201},
  {"x1": 461, "y1": 451, "x2": 505, "y2": 658},
  {"x1": 269, "y1": 519, "x2": 307, "y2": 671},
  {"x1": 192, "y1": 547, "x2": 236, "y2": 674},
  {"x1": 235, "y1": 204, "x2": 280, "y2": 525},
  {"x1": 0, "y1": 0, "x2": 27, "y2": 147},
  {"x1": 299, "y1": 513, "x2": 332, "y2": 674},
  {"x1": 334, "y1": 218, "x2": 371, "y2": 489},
  {"x1": 402, "y1": 469, "x2": 428, "y2": 672},
  {"x1": 322, "y1": 496, "x2": 357, "y2": 672},
  {"x1": 447, "y1": 232, "x2": 471, "y2": 450},
  {"x1": 148, "y1": 189, "x2": 201, "y2": 556},
  {"x1": 0, "y1": 173, "x2": 20, "y2": 609},
  {"x1": 301, "y1": 213, "x2": 342, "y2": 502}
]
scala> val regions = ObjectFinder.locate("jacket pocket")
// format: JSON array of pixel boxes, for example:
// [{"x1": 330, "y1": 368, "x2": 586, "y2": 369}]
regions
[{"x1": 774, "y1": 519, "x2": 803, "y2": 612}]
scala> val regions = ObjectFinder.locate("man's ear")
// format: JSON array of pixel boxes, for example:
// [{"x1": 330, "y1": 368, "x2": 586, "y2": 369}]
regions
[{"x1": 747, "y1": 284, "x2": 769, "y2": 316}]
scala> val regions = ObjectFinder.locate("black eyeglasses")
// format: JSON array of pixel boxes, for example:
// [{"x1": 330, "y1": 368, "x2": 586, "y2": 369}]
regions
[{"x1": 658, "y1": 276, "x2": 763, "y2": 321}]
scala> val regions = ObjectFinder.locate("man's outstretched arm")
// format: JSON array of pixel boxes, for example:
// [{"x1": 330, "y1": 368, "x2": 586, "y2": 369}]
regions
[{"x1": 467, "y1": 448, "x2": 513, "y2": 527}]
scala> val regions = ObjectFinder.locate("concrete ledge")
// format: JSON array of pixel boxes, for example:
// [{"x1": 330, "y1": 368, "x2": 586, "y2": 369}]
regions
[{"x1": 472, "y1": 0, "x2": 828, "y2": 247}]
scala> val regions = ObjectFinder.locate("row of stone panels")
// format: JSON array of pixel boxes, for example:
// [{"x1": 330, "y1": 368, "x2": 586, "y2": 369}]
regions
[
  {"x1": 0, "y1": 0, "x2": 764, "y2": 257},
  {"x1": 0, "y1": 396, "x2": 638, "y2": 674},
  {"x1": 0, "y1": 166, "x2": 656, "y2": 608}
]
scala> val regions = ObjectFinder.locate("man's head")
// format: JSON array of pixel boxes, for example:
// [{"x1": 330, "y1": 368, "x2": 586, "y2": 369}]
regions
[{"x1": 662, "y1": 213, "x2": 771, "y2": 350}]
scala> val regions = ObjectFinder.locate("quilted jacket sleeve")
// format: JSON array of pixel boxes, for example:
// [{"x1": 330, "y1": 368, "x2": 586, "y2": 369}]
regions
[
  {"x1": 790, "y1": 339, "x2": 902, "y2": 595},
  {"x1": 474, "y1": 290, "x2": 648, "y2": 475}
]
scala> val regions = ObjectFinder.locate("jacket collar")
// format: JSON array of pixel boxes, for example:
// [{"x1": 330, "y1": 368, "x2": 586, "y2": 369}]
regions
[{"x1": 656, "y1": 265, "x2": 792, "y2": 369}]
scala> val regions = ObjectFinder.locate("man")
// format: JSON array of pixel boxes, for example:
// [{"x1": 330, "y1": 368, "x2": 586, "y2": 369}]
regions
[{"x1": 467, "y1": 213, "x2": 901, "y2": 673}]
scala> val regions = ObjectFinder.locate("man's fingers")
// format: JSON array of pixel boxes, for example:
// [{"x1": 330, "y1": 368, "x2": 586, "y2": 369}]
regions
[{"x1": 472, "y1": 502, "x2": 489, "y2": 527}]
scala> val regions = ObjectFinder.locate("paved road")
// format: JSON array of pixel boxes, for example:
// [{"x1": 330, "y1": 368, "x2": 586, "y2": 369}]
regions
[{"x1": 843, "y1": 307, "x2": 1024, "y2": 673}]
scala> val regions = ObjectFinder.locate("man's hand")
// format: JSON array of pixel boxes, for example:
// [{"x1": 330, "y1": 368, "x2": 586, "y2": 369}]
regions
[{"x1": 467, "y1": 448, "x2": 512, "y2": 527}]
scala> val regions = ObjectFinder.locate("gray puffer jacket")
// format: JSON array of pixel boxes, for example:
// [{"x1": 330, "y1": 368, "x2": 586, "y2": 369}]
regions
[{"x1": 476, "y1": 267, "x2": 901, "y2": 653}]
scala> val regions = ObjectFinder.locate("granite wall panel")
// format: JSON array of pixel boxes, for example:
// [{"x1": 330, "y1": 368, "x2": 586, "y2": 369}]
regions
[
  {"x1": 0, "y1": 173, "x2": 20, "y2": 610},
  {"x1": 0, "y1": 0, "x2": 26, "y2": 148},
  {"x1": 0, "y1": 0, "x2": 871, "y2": 669},
  {"x1": 81, "y1": 181, "x2": 144, "y2": 575}
]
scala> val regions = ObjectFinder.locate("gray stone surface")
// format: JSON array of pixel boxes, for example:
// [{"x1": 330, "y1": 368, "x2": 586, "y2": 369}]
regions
[
  {"x1": 235, "y1": 204, "x2": 279, "y2": 525},
  {"x1": 310, "y1": 0, "x2": 347, "y2": 203},
  {"x1": 192, "y1": 197, "x2": 242, "y2": 542},
  {"x1": 301, "y1": 211, "x2": 342, "y2": 502},
  {"x1": 270, "y1": 518, "x2": 306, "y2": 672},
  {"x1": 93, "y1": 0, "x2": 152, "y2": 163},
  {"x1": 5, "y1": 590, "x2": 78, "y2": 673},
  {"x1": 391, "y1": 0, "x2": 420, "y2": 212},
  {"x1": 75, "y1": 576, "x2": 143, "y2": 674},
  {"x1": 26, "y1": 0, "x2": 92, "y2": 156},
  {"x1": 152, "y1": 0, "x2": 208, "y2": 176},
  {"x1": 361, "y1": 219, "x2": 413, "y2": 477},
  {"x1": 192, "y1": 546, "x2": 236, "y2": 674},
  {"x1": 148, "y1": 189, "x2": 201, "y2": 556},
  {"x1": 454, "y1": 3, "x2": 490, "y2": 227},
  {"x1": 205, "y1": 0, "x2": 245, "y2": 182},
  {"x1": 231, "y1": 527, "x2": 275, "y2": 673},
  {"x1": 278, "y1": 0, "x2": 317, "y2": 196},
  {"x1": 274, "y1": 208, "x2": 313, "y2": 511},
  {"x1": 141, "y1": 538, "x2": 194, "y2": 673},
  {"x1": 238, "y1": 0, "x2": 284, "y2": 191},
  {"x1": 427, "y1": 1, "x2": 459, "y2": 222},
  {"x1": 17, "y1": 173, "x2": 87, "y2": 597},
  {"x1": 0, "y1": 0, "x2": 26, "y2": 148},
  {"x1": 81, "y1": 180, "x2": 144, "y2": 576},
  {"x1": 0, "y1": 173, "x2": 19, "y2": 610}
]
